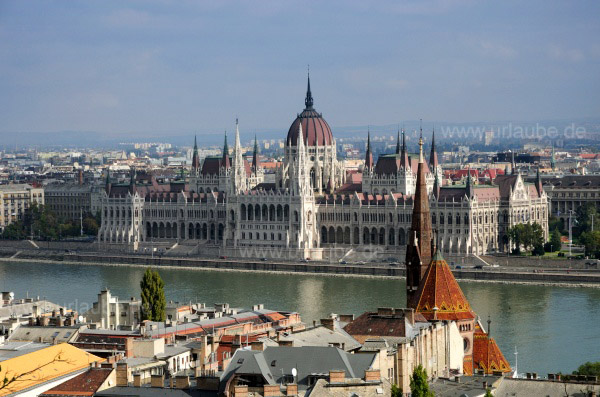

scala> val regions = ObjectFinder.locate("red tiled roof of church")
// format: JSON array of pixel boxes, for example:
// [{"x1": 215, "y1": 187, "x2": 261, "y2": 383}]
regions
[
  {"x1": 473, "y1": 323, "x2": 512, "y2": 374},
  {"x1": 414, "y1": 249, "x2": 476, "y2": 321}
]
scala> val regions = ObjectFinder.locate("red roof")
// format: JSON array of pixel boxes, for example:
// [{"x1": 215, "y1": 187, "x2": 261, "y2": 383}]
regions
[
  {"x1": 473, "y1": 323, "x2": 512, "y2": 374},
  {"x1": 414, "y1": 250, "x2": 476, "y2": 321},
  {"x1": 41, "y1": 368, "x2": 112, "y2": 396},
  {"x1": 286, "y1": 108, "x2": 333, "y2": 146}
]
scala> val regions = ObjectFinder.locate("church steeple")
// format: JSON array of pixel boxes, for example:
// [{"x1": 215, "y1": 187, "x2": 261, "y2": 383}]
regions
[
  {"x1": 406, "y1": 134, "x2": 434, "y2": 308},
  {"x1": 304, "y1": 69, "x2": 314, "y2": 110}
]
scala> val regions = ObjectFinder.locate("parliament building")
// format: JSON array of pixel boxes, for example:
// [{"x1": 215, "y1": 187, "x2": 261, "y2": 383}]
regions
[{"x1": 98, "y1": 76, "x2": 548, "y2": 260}]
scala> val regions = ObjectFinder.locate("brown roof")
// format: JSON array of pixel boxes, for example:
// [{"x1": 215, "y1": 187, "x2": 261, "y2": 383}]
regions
[
  {"x1": 414, "y1": 250, "x2": 476, "y2": 321},
  {"x1": 41, "y1": 368, "x2": 112, "y2": 396},
  {"x1": 343, "y1": 310, "x2": 428, "y2": 344},
  {"x1": 473, "y1": 323, "x2": 512, "y2": 374}
]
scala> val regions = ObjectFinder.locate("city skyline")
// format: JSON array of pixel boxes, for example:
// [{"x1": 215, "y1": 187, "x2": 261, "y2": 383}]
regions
[{"x1": 1, "y1": 1, "x2": 599, "y2": 138}]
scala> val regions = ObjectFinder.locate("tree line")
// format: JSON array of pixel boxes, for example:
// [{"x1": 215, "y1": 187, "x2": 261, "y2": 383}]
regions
[{"x1": 0, "y1": 203, "x2": 99, "y2": 240}]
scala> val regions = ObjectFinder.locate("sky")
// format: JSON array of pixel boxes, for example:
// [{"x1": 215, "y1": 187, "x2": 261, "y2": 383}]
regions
[{"x1": 0, "y1": 0, "x2": 599, "y2": 139}]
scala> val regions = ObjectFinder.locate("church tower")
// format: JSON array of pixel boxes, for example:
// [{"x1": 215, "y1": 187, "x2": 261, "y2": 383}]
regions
[
  {"x1": 405, "y1": 134, "x2": 434, "y2": 308},
  {"x1": 231, "y1": 118, "x2": 247, "y2": 194}
]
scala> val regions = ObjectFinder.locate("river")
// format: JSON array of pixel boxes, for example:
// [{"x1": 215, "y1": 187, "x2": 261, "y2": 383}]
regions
[{"x1": 0, "y1": 260, "x2": 598, "y2": 376}]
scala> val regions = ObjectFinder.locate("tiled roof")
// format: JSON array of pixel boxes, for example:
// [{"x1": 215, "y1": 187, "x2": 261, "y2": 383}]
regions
[
  {"x1": 414, "y1": 250, "x2": 476, "y2": 321},
  {"x1": 473, "y1": 323, "x2": 512, "y2": 374},
  {"x1": 343, "y1": 311, "x2": 427, "y2": 344},
  {"x1": 41, "y1": 367, "x2": 113, "y2": 396}
]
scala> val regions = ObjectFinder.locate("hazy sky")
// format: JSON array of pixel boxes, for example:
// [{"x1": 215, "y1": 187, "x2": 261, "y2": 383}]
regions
[{"x1": 1, "y1": 0, "x2": 599, "y2": 137}]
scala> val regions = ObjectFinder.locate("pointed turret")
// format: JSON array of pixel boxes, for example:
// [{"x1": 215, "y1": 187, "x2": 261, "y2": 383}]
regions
[
  {"x1": 400, "y1": 129, "x2": 410, "y2": 169},
  {"x1": 305, "y1": 70, "x2": 314, "y2": 110},
  {"x1": 192, "y1": 135, "x2": 200, "y2": 173},
  {"x1": 429, "y1": 128, "x2": 439, "y2": 171},
  {"x1": 232, "y1": 118, "x2": 246, "y2": 193},
  {"x1": 252, "y1": 134, "x2": 260, "y2": 173},
  {"x1": 395, "y1": 128, "x2": 401, "y2": 155},
  {"x1": 222, "y1": 132, "x2": 231, "y2": 169},
  {"x1": 550, "y1": 144, "x2": 556, "y2": 171},
  {"x1": 406, "y1": 135, "x2": 434, "y2": 308},
  {"x1": 365, "y1": 130, "x2": 374, "y2": 170}
]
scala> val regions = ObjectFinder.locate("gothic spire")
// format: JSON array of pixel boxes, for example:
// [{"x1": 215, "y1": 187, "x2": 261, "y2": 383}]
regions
[
  {"x1": 305, "y1": 68, "x2": 314, "y2": 110},
  {"x1": 222, "y1": 131, "x2": 231, "y2": 169},
  {"x1": 252, "y1": 134, "x2": 259, "y2": 172},
  {"x1": 365, "y1": 129, "x2": 374, "y2": 170},
  {"x1": 406, "y1": 133, "x2": 434, "y2": 308},
  {"x1": 192, "y1": 135, "x2": 200, "y2": 172},
  {"x1": 400, "y1": 128, "x2": 409, "y2": 169},
  {"x1": 396, "y1": 127, "x2": 401, "y2": 155},
  {"x1": 429, "y1": 128, "x2": 439, "y2": 170},
  {"x1": 511, "y1": 151, "x2": 516, "y2": 175},
  {"x1": 433, "y1": 169, "x2": 441, "y2": 199},
  {"x1": 466, "y1": 167, "x2": 474, "y2": 199}
]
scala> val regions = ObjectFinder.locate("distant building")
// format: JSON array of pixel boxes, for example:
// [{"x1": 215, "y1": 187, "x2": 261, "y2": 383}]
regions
[
  {"x1": 542, "y1": 175, "x2": 600, "y2": 224},
  {"x1": 0, "y1": 184, "x2": 44, "y2": 232},
  {"x1": 44, "y1": 183, "x2": 103, "y2": 221},
  {"x1": 85, "y1": 289, "x2": 142, "y2": 330}
]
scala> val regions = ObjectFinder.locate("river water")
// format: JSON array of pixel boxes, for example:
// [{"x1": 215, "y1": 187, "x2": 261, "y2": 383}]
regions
[{"x1": 0, "y1": 260, "x2": 598, "y2": 375}]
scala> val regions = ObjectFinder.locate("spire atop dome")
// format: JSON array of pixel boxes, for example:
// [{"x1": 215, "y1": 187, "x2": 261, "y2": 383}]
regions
[
  {"x1": 305, "y1": 67, "x2": 314, "y2": 110},
  {"x1": 400, "y1": 128, "x2": 410, "y2": 169},
  {"x1": 192, "y1": 135, "x2": 200, "y2": 172},
  {"x1": 430, "y1": 127, "x2": 439, "y2": 170},
  {"x1": 396, "y1": 127, "x2": 401, "y2": 155},
  {"x1": 252, "y1": 134, "x2": 260, "y2": 172}
]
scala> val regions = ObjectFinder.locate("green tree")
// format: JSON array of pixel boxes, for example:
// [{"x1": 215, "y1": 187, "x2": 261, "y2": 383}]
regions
[
  {"x1": 550, "y1": 228, "x2": 562, "y2": 252},
  {"x1": 391, "y1": 384, "x2": 402, "y2": 397},
  {"x1": 484, "y1": 388, "x2": 494, "y2": 397},
  {"x1": 548, "y1": 216, "x2": 564, "y2": 234},
  {"x1": 580, "y1": 231, "x2": 600, "y2": 258},
  {"x1": 508, "y1": 223, "x2": 544, "y2": 255},
  {"x1": 576, "y1": 202, "x2": 597, "y2": 236},
  {"x1": 573, "y1": 361, "x2": 600, "y2": 377},
  {"x1": 409, "y1": 365, "x2": 434, "y2": 397},
  {"x1": 1, "y1": 223, "x2": 26, "y2": 240},
  {"x1": 140, "y1": 268, "x2": 166, "y2": 322},
  {"x1": 83, "y1": 216, "x2": 99, "y2": 236}
]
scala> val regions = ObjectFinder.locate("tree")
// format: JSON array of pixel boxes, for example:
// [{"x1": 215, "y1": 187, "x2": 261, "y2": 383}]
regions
[
  {"x1": 140, "y1": 268, "x2": 166, "y2": 321},
  {"x1": 508, "y1": 223, "x2": 545, "y2": 255},
  {"x1": 409, "y1": 365, "x2": 434, "y2": 397},
  {"x1": 484, "y1": 388, "x2": 494, "y2": 397},
  {"x1": 576, "y1": 203, "x2": 597, "y2": 236},
  {"x1": 549, "y1": 228, "x2": 562, "y2": 252},
  {"x1": 83, "y1": 216, "x2": 99, "y2": 236},
  {"x1": 580, "y1": 231, "x2": 600, "y2": 258},
  {"x1": 573, "y1": 361, "x2": 600, "y2": 377},
  {"x1": 391, "y1": 384, "x2": 402, "y2": 397}
]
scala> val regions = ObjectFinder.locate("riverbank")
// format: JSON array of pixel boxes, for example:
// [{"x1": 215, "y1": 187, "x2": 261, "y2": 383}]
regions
[{"x1": 1, "y1": 249, "x2": 599, "y2": 288}]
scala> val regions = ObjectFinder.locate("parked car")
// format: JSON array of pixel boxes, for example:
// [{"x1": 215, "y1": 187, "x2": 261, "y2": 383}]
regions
[
  {"x1": 455, "y1": 265, "x2": 462, "y2": 269},
  {"x1": 474, "y1": 265, "x2": 484, "y2": 270},
  {"x1": 339, "y1": 260, "x2": 347, "y2": 265},
  {"x1": 219, "y1": 255, "x2": 227, "y2": 259},
  {"x1": 260, "y1": 257, "x2": 268, "y2": 261}
]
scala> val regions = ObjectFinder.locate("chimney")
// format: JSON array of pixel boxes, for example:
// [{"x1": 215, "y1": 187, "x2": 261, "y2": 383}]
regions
[
  {"x1": 116, "y1": 363, "x2": 129, "y2": 386},
  {"x1": 175, "y1": 375, "x2": 190, "y2": 389},
  {"x1": 251, "y1": 341, "x2": 265, "y2": 351},
  {"x1": 263, "y1": 385, "x2": 281, "y2": 396},
  {"x1": 339, "y1": 314, "x2": 355, "y2": 323},
  {"x1": 329, "y1": 370, "x2": 345, "y2": 383},
  {"x1": 286, "y1": 384, "x2": 298, "y2": 396},
  {"x1": 133, "y1": 374, "x2": 142, "y2": 387},
  {"x1": 233, "y1": 385, "x2": 248, "y2": 397},
  {"x1": 405, "y1": 308, "x2": 415, "y2": 325},
  {"x1": 320, "y1": 318, "x2": 335, "y2": 331},
  {"x1": 364, "y1": 369, "x2": 380, "y2": 382},
  {"x1": 124, "y1": 337, "x2": 134, "y2": 358},
  {"x1": 151, "y1": 374, "x2": 164, "y2": 388}
]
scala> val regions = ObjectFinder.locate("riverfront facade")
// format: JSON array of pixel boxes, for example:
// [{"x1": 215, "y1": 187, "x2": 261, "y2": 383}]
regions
[{"x1": 98, "y1": 77, "x2": 549, "y2": 259}]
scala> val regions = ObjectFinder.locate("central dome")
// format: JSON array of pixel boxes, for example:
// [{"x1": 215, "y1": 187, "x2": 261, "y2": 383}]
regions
[{"x1": 286, "y1": 74, "x2": 333, "y2": 147}]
